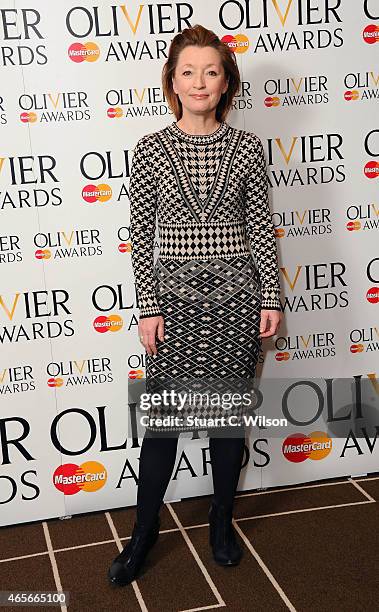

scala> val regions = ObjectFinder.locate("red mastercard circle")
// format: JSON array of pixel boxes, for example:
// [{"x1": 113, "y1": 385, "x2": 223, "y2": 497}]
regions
[
  {"x1": 93, "y1": 315, "x2": 110, "y2": 333},
  {"x1": 68, "y1": 42, "x2": 86, "y2": 63},
  {"x1": 366, "y1": 287, "x2": 379, "y2": 304},
  {"x1": 53, "y1": 463, "x2": 82, "y2": 494},
  {"x1": 363, "y1": 24, "x2": 379, "y2": 45},
  {"x1": 282, "y1": 433, "x2": 313, "y2": 463}
]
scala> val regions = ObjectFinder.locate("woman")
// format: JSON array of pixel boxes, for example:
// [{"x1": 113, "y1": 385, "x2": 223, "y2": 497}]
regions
[{"x1": 108, "y1": 24, "x2": 282, "y2": 587}]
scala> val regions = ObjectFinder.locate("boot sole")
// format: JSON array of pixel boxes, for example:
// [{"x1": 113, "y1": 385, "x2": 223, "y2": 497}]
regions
[
  {"x1": 211, "y1": 546, "x2": 243, "y2": 567},
  {"x1": 214, "y1": 558, "x2": 241, "y2": 566},
  {"x1": 212, "y1": 550, "x2": 243, "y2": 566}
]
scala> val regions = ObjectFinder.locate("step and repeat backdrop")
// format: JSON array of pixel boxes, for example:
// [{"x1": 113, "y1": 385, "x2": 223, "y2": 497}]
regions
[{"x1": 0, "y1": 1, "x2": 378, "y2": 526}]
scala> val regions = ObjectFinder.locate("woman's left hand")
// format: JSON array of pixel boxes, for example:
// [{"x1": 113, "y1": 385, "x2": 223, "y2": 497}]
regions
[{"x1": 259, "y1": 309, "x2": 282, "y2": 338}]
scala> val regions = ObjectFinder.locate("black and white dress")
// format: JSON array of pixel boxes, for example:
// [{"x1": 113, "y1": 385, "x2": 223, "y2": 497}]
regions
[{"x1": 129, "y1": 120, "x2": 281, "y2": 433}]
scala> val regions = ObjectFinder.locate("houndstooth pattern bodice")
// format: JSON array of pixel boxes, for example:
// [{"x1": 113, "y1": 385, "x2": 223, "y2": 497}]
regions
[{"x1": 129, "y1": 120, "x2": 282, "y2": 318}]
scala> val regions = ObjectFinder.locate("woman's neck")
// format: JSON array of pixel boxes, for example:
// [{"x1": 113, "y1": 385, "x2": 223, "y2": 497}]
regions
[{"x1": 175, "y1": 115, "x2": 221, "y2": 135}]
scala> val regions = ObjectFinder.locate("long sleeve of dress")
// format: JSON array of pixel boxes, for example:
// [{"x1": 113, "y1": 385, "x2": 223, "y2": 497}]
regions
[
  {"x1": 244, "y1": 135, "x2": 282, "y2": 311},
  {"x1": 129, "y1": 135, "x2": 162, "y2": 319}
]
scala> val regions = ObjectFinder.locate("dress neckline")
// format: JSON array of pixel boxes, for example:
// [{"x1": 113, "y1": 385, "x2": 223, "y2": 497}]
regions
[{"x1": 167, "y1": 120, "x2": 230, "y2": 144}]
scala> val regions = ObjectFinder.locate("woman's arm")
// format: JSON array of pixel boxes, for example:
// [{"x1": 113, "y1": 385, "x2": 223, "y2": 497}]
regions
[
  {"x1": 129, "y1": 135, "x2": 162, "y2": 319},
  {"x1": 244, "y1": 134, "x2": 282, "y2": 312}
]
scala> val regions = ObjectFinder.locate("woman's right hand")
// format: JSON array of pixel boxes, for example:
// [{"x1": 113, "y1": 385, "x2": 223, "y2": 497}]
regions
[{"x1": 138, "y1": 315, "x2": 165, "y2": 356}]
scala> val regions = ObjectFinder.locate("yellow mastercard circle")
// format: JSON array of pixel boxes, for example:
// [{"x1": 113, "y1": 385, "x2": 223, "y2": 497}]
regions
[
  {"x1": 234, "y1": 34, "x2": 249, "y2": 53},
  {"x1": 84, "y1": 42, "x2": 100, "y2": 62},
  {"x1": 97, "y1": 183, "x2": 112, "y2": 202},
  {"x1": 108, "y1": 314, "x2": 123, "y2": 331},
  {"x1": 115, "y1": 107, "x2": 123, "y2": 118},
  {"x1": 44, "y1": 249, "x2": 52, "y2": 259},
  {"x1": 29, "y1": 112, "x2": 38, "y2": 123},
  {"x1": 308, "y1": 431, "x2": 332, "y2": 460},
  {"x1": 80, "y1": 461, "x2": 107, "y2": 492}
]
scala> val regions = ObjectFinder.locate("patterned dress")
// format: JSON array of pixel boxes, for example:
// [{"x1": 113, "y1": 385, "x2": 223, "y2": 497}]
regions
[{"x1": 129, "y1": 120, "x2": 281, "y2": 433}]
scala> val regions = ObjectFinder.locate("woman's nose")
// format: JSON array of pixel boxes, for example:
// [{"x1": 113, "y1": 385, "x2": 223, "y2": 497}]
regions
[{"x1": 193, "y1": 73, "x2": 206, "y2": 88}]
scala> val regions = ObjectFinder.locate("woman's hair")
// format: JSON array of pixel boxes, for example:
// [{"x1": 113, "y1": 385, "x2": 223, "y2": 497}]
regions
[{"x1": 162, "y1": 24, "x2": 240, "y2": 122}]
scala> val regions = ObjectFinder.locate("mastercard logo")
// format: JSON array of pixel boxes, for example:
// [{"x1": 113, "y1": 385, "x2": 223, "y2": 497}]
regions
[
  {"x1": 282, "y1": 431, "x2": 332, "y2": 463},
  {"x1": 35, "y1": 249, "x2": 51, "y2": 260},
  {"x1": 275, "y1": 228, "x2": 285, "y2": 238},
  {"x1": 118, "y1": 242, "x2": 132, "y2": 253},
  {"x1": 275, "y1": 352, "x2": 290, "y2": 361},
  {"x1": 363, "y1": 24, "x2": 379, "y2": 44},
  {"x1": 47, "y1": 377, "x2": 64, "y2": 387},
  {"x1": 221, "y1": 34, "x2": 249, "y2": 54},
  {"x1": 346, "y1": 221, "x2": 361, "y2": 231},
  {"x1": 344, "y1": 90, "x2": 359, "y2": 101},
  {"x1": 68, "y1": 42, "x2": 100, "y2": 63},
  {"x1": 53, "y1": 461, "x2": 107, "y2": 495},
  {"x1": 93, "y1": 314, "x2": 123, "y2": 333},
  {"x1": 82, "y1": 184, "x2": 112, "y2": 203},
  {"x1": 350, "y1": 344, "x2": 364, "y2": 354},
  {"x1": 264, "y1": 97, "x2": 280, "y2": 108},
  {"x1": 129, "y1": 369, "x2": 144, "y2": 379},
  {"x1": 366, "y1": 287, "x2": 379, "y2": 304},
  {"x1": 20, "y1": 112, "x2": 37, "y2": 123},
  {"x1": 107, "y1": 107, "x2": 123, "y2": 118},
  {"x1": 364, "y1": 161, "x2": 379, "y2": 179}
]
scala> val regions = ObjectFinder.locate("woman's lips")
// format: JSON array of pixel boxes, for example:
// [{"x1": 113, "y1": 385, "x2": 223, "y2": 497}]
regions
[{"x1": 191, "y1": 94, "x2": 208, "y2": 98}]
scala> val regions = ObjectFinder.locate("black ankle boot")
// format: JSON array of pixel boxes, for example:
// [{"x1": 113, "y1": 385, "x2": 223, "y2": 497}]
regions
[
  {"x1": 108, "y1": 517, "x2": 160, "y2": 586},
  {"x1": 208, "y1": 501, "x2": 242, "y2": 566}
]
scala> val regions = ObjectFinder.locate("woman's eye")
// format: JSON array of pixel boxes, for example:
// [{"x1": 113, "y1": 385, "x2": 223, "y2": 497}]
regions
[{"x1": 182, "y1": 70, "x2": 217, "y2": 76}]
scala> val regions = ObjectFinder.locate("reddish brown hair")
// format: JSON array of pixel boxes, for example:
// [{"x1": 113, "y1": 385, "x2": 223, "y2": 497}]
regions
[{"x1": 162, "y1": 24, "x2": 240, "y2": 122}]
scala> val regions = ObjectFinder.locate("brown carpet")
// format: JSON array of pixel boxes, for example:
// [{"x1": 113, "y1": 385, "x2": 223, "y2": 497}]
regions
[{"x1": 0, "y1": 473, "x2": 378, "y2": 611}]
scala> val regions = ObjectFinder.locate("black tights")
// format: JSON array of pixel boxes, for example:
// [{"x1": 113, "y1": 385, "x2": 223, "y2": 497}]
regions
[{"x1": 136, "y1": 429, "x2": 245, "y2": 529}]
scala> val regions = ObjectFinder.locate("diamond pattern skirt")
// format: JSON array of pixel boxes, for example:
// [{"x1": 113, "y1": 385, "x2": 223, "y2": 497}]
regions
[{"x1": 144, "y1": 255, "x2": 262, "y2": 433}]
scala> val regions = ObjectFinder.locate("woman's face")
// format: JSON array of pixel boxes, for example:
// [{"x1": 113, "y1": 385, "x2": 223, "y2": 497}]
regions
[{"x1": 172, "y1": 45, "x2": 229, "y2": 118}]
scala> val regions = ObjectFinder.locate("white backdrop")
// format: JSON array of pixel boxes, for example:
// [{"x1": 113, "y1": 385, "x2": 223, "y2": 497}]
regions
[{"x1": 0, "y1": 0, "x2": 378, "y2": 526}]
